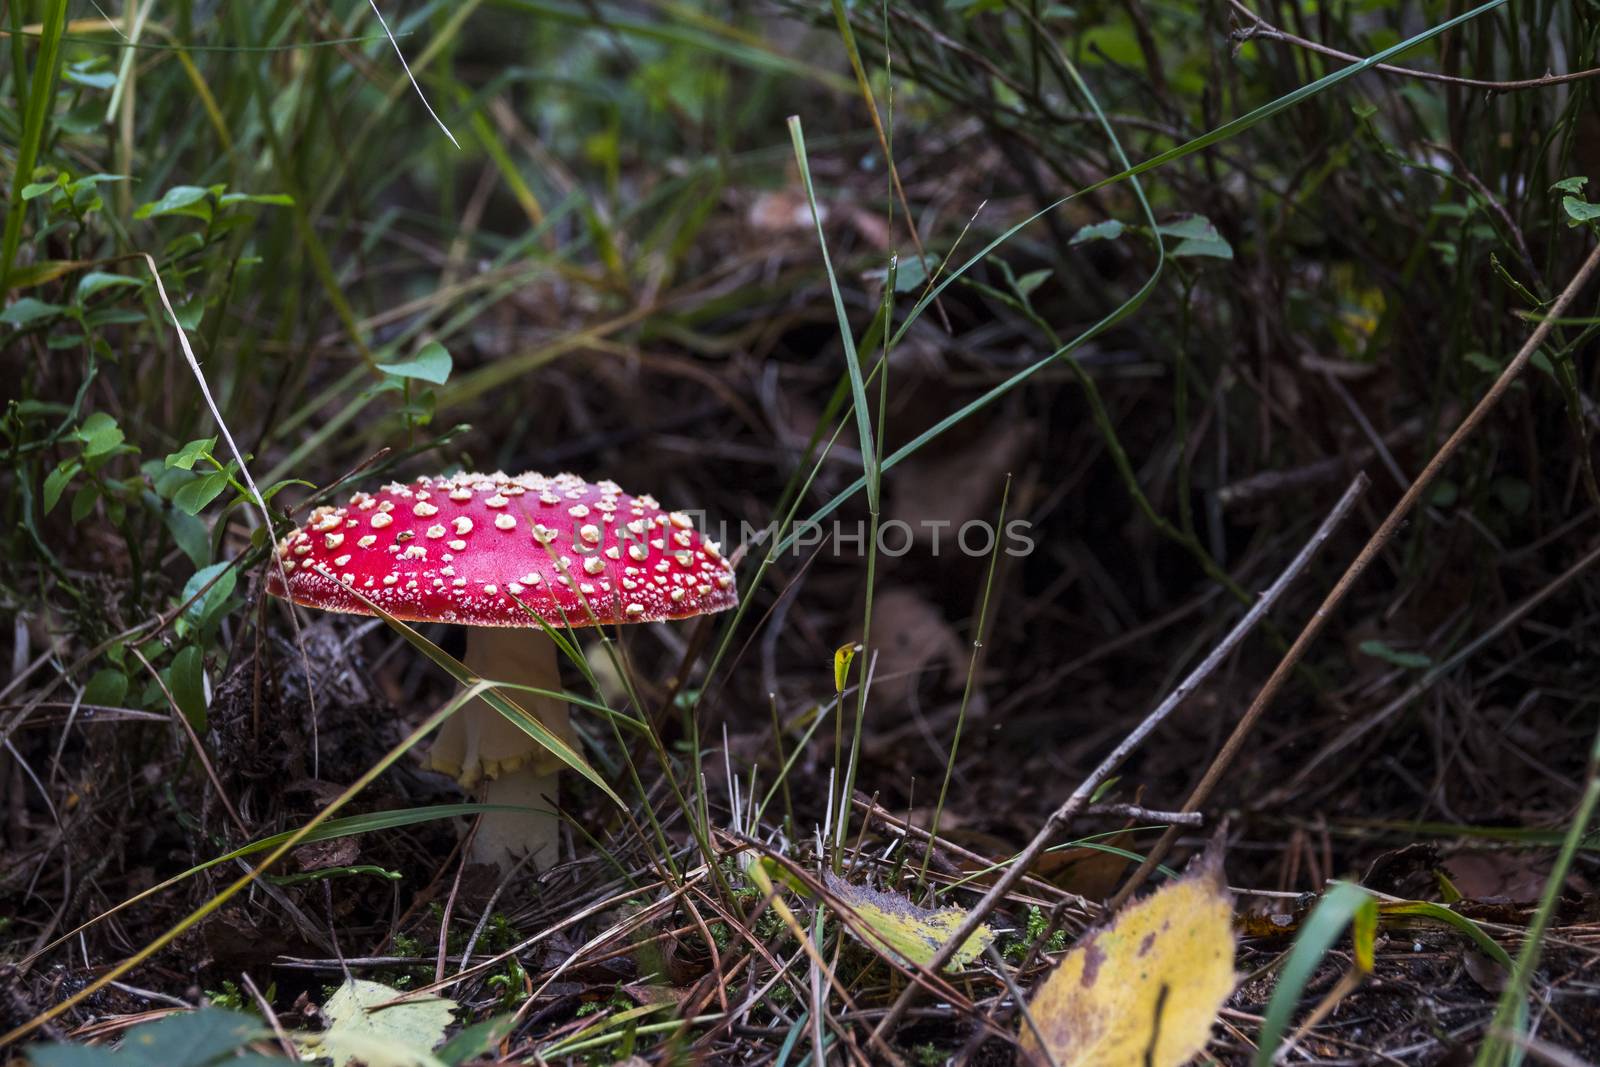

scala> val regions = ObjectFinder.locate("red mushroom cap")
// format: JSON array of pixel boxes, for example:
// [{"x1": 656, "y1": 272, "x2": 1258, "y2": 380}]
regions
[{"x1": 266, "y1": 471, "x2": 738, "y2": 627}]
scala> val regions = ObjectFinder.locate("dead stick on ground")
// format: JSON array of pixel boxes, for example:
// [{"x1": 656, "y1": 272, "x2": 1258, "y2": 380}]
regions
[
  {"x1": 1108, "y1": 237, "x2": 1600, "y2": 913},
  {"x1": 869, "y1": 473, "x2": 1370, "y2": 1044}
]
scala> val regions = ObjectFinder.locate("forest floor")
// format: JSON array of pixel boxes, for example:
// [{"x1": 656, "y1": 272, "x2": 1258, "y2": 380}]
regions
[{"x1": 4, "y1": 0, "x2": 1600, "y2": 1064}]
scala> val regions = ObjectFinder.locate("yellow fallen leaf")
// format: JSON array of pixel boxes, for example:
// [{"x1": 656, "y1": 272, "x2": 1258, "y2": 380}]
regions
[
  {"x1": 1020, "y1": 853, "x2": 1235, "y2": 1067},
  {"x1": 296, "y1": 979, "x2": 457, "y2": 1067},
  {"x1": 826, "y1": 873, "x2": 995, "y2": 971}
]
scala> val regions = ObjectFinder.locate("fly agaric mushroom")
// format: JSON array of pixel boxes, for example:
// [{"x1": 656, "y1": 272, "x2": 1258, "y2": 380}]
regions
[{"x1": 266, "y1": 470, "x2": 737, "y2": 869}]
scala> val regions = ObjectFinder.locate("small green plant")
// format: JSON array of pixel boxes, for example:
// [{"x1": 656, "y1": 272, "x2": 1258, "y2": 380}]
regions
[
  {"x1": 485, "y1": 956, "x2": 530, "y2": 1009},
  {"x1": 203, "y1": 979, "x2": 250, "y2": 1012},
  {"x1": 1003, "y1": 905, "x2": 1069, "y2": 963}
]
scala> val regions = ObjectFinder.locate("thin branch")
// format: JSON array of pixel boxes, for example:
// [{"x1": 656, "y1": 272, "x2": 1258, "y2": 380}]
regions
[
  {"x1": 1230, "y1": 0, "x2": 1600, "y2": 92},
  {"x1": 1110, "y1": 237, "x2": 1600, "y2": 912},
  {"x1": 868, "y1": 474, "x2": 1370, "y2": 1043}
]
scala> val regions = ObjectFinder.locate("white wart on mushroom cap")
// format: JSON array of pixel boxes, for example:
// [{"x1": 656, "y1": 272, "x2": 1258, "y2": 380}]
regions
[{"x1": 267, "y1": 471, "x2": 738, "y2": 627}]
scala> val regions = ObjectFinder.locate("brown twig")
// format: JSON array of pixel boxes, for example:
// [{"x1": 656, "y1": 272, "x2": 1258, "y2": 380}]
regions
[
  {"x1": 869, "y1": 474, "x2": 1370, "y2": 1044},
  {"x1": 1110, "y1": 237, "x2": 1600, "y2": 912},
  {"x1": 241, "y1": 971, "x2": 300, "y2": 1060},
  {"x1": 1230, "y1": 0, "x2": 1600, "y2": 92}
]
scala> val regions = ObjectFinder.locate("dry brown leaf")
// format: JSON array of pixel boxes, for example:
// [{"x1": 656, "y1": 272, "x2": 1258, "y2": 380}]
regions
[
  {"x1": 887, "y1": 420, "x2": 1031, "y2": 538},
  {"x1": 868, "y1": 588, "x2": 966, "y2": 708},
  {"x1": 1036, "y1": 825, "x2": 1137, "y2": 901}
]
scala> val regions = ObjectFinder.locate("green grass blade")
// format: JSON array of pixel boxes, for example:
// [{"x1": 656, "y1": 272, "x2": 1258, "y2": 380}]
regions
[
  {"x1": 1379, "y1": 900, "x2": 1512, "y2": 970},
  {"x1": 788, "y1": 115, "x2": 878, "y2": 512},
  {"x1": 1476, "y1": 723, "x2": 1600, "y2": 1066},
  {"x1": 1255, "y1": 883, "x2": 1378, "y2": 1066},
  {"x1": 921, "y1": 476, "x2": 1009, "y2": 883},
  {"x1": 1, "y1": 0, "x2": 68, "y2": 292}
]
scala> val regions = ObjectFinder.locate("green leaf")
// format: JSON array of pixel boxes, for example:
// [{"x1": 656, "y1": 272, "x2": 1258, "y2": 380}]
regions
[
  {"x1": 1159, "y1": 215, "x2": 1234, "y2": 259},
  {"x1": 1071, "y1": 219, "x2": 1125, "y2": 245},
  {"x1": 171, "y1": 471, "x2": 232, "y2": 515},
  {"x1": 63, "y1": 72, "x2": 117, "y2": 94},
  {"x1": 83, "y1": 668, "x2": 129, "y2": 707},
  {"x1": 77, "y1": 412, "x2": 124, "y2": 457},
  {"x1": 1255, "y1": 883, "x2": 1378, "y2": 1066},
  {"x1": 165, "y1": 437, "x2": 217, "y2": 471},
  {"x1": 63, "y1": 67, "x2": 117, "y2": 91},
  {"x1": 1551, "y1": 176, "x2": 1588, "y2": 195},
  {"x1": 1156, "y1": 215, "x2": 1220, "y2": 240},
  {"x1": 70, "y1": 482, "x2": 100, "y2": 523},
  {"x1": 1172, "y1": 235, "x2": 1234, "y2": 259},
  {"x1": 121, "y1": 1008, "x2": 264, "y2": 1067},
  {"x1": 164, "y1": 508, "x2": 212, "y2": 568},
  {"x1": 865, "y1": 253, "x2": 936, "y2": 293},
  {"x1": 44, "y1": 461, "x2": 80, "y2": 514},
  {"x1": 436, "y1": 1015, "x2": 517, "y2": 1066},
  {"x1": 167, "y1": 645, "x2": 208, "y2": 732},
  {"x1": 85, "y1": 307, "x2": 151, "y2": 327},
  {"x1": 66, "y1": 173, "x2": 128, "y2": 194},
  {"x1": 1, "y1": 297, "x2": 64, "y2": 327},
  {"x1": 1562, "y1": 196, "x2": 1600, "y2": 226},
  {"x1": 1014, "y1": 268, "x2": 1053, "y2": 298},
  {"x1": 182, "y1": 561, "x2": 238, "y2": 631},
  {"x1": 1493, "y1": 476, "x2": 1532, "y2": 516},
  {"x1": 28, "y1": 1015, "x2": 252, "y2": 1067},
  {"x1": 175, "y1": 298, "x2": 205, "y2": 330},
  {"x1": 217, "y1": 191, "x2": 295, "y2": 207},
  {"x1": 135, "y1": 185, "x2": 213, "y2": 221},
  {"x1": 377, "y1": 342, "x2": 453, "y2": 385},
  {"x1": 1358, "y1": 639, "x2": 1431, "y2": 670},
  {"x1": 294, "y1": 979, "x2": 456, "y2": 1067},
  {"x1": 21, "y1": 179, "x2": 63, "y2": 200},
  {"x1": 25, "y1": 1045, "x2": 122, "y2": 1067},
  {"x1": 76, "y1": 271, "x2": 143, "y2": 301}
]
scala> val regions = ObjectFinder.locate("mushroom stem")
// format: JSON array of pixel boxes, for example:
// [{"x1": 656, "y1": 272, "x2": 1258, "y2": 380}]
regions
[{"x1": 427, "y1": 626, "x2": 576, "y2": 870}]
